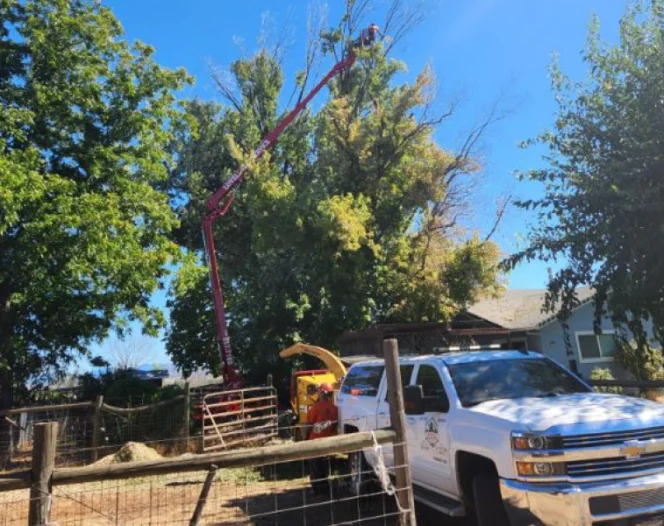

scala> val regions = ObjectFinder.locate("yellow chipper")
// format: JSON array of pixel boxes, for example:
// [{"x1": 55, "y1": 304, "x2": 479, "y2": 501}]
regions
[{"x1": 279, "y1": 343, "x2": 347, "y2": 440}]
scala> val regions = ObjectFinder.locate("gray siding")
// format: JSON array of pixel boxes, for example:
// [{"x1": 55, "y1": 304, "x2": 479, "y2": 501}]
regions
[
  {"x1": 526, "y1": 333, "x2": 543, "y2": 353},
  {"x1": 538, "y1": 302, "x2": 632, "y2": 379}
]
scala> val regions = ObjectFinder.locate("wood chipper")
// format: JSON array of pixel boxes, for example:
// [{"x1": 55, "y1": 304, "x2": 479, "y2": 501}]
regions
[{"x1": 279, "y1": 343, "x2": 347, "y2": 440}]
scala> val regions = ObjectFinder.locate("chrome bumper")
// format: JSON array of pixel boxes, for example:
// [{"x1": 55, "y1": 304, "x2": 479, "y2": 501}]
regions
[{"x1": 500, "y1": 473, "x2": 664, "y2": 526}]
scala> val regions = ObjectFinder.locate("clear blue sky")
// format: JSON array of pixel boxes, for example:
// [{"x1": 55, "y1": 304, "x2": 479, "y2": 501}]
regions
[{"x1": 93, "y1": 0, "x2": 627, "y2": 367}]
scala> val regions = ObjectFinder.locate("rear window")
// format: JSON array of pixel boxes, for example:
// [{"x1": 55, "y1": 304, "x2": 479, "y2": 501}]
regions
[{"x1": 341, "y1": 365, "x2": 384, "y2": 397}]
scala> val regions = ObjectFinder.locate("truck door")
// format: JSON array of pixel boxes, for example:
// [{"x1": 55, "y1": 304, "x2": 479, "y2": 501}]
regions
[
  {"x1": 376, "y1": 364, "x2": 415, "y2": 467},
  {"x1": 410, "y1": 363, "x2": 455, "y2": 496}
]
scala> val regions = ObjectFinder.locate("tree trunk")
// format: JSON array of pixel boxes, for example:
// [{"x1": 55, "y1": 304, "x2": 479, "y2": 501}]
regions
[
  {"x1": 0, "y1": 285, "x2": 15, "y2": 468},
  {"x1": 0, "y1": 368, "x2": 14, "y2": 469}
]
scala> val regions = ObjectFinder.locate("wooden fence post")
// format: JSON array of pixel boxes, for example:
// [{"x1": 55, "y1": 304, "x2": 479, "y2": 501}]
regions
[
  {"x1": 29, "y1": 422, "x2": 58, "y2": 526},
  {"x1": 183, "y1": 382, "x2": 191, "y2": 443},
  {"x1": 188, "y1": 464, "x2": 218, "y2": 526},
  {"x1": 90, "y1": 395, "x2": 103, "y2": 463},
  {"x1": 383, "y1": 338, "x2": 417, "y2": 526}
]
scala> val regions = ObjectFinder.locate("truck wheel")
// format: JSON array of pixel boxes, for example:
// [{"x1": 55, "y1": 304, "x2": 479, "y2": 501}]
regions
[
  {"x1": 348, "y1": 451, "x2": 368, "y2": 496},
  {"x1": 472, "y1": 474, "x2": 510, "y2": 526}
]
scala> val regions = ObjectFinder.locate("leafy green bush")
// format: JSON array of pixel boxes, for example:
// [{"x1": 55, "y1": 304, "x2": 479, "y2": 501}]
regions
[
  {"x1": 590, "y1": 367, "x2": 622, "y2": 394},
  {"x1": 104, "y1": 372, "x2": 159, "y2": 406},
  {"x1": 615, "y1": 338, "x2": 664, "y2": 381}
]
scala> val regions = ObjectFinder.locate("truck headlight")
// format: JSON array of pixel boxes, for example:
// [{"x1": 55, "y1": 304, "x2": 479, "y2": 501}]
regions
[
  {"x1": 512, "y1": 432, "x2": 562, "y2": 451},
  {"x1": 516, "y1": 461, "x2": 565, "y2": 477}
]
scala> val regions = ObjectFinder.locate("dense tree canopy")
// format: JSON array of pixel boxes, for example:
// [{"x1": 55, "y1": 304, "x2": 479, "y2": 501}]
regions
[
  {"x1": 0, "y1": 0, "x2": 190, "y2": 409},
  {"x1": 166, "y1": 3, "x2": 503, "y2": 381},
  {"x1": 507, "y1": 0, "x2": 664, "y2": 348}
]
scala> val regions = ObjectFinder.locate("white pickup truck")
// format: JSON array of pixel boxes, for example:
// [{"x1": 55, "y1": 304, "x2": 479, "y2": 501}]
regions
[{"x1": 337, "y1": 350, "x2": 664, "y2": 526}]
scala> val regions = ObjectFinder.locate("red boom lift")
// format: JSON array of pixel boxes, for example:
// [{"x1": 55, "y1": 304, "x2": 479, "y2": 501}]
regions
[{"x1": 201, "y1": 25, "x2": 380, "y2": 389}]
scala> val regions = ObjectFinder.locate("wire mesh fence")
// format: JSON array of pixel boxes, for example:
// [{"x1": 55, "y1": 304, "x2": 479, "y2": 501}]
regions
[
  {"x1": 0, "y1": 403, "x2": 95, "y2": 472},
  {"x1": 96, "y1": 397, "x2": 190, "y2": 460},
  {"x1": 0, "y1": 394, "x2": 192, "y2": 472},
  {"x1": 0, "y1": 442, "x2": 410, "y2": 525}
]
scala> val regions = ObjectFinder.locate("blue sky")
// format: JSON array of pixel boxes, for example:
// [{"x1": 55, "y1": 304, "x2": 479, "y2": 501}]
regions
[{"x1": 94, "y1": 0, "x2": 627, "y2": 367}]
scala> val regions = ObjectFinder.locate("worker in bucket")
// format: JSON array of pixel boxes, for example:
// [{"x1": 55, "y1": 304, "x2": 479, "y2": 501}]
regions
[
  {"x1": 354, "y1": 23, "x2": 380, "y2": 48},
  {"x1": 306, "y1": 382, "x2": 339, "y2": 495}
]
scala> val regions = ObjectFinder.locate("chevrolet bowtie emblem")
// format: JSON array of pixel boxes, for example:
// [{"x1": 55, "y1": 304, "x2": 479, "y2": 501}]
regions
[{"x1": 621, "y1": 440, "x2": 646, "y2": 459}]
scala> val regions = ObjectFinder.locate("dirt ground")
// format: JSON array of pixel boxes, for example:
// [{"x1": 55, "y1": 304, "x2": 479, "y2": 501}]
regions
[
  {"x1": 0, "y1": 442, "x2": 473, "y2": 526},
  {"x1": 0, "y1": 475, "x2": 472, "y2": 525},
  {"x1": 0, "y1": 468, "x2": 448, "y2": 526}
]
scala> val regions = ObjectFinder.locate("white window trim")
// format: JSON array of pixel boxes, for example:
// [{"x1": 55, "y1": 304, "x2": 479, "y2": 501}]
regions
[{"x1": 575, "y1": 330, "x2": 616, "y2": 364}]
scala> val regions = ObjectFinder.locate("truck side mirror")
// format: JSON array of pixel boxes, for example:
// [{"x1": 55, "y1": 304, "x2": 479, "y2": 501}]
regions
[{"x1": 403, "y1": 385, "x2": 425, "y2": 415}]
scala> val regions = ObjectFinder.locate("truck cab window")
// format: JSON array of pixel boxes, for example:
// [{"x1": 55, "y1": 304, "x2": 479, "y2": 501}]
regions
[
  {"x1": 385, "y1": 364, "x2": 414, "y2": 401},
  {"x1": 341, "y1": 365, "x2": 385, "y2": 397},
  {"x1": 416, "y1": 364, "x2": 449, "y2": 412}
]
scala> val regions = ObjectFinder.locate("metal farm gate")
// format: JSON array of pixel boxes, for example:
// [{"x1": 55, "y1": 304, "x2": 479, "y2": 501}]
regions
[{"x1": 201, "y1": 386, "x2": 278, "y2": 451}]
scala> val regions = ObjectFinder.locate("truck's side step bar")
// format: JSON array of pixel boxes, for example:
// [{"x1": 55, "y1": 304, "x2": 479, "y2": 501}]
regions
[{"x1": 412, "y1": 484, "x2": 466, "y2": 517}]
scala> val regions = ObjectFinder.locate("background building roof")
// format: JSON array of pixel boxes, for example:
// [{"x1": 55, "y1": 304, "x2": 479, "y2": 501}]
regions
[{"x1": 467, "y1": 287, "x2": 595, "y2": 330}]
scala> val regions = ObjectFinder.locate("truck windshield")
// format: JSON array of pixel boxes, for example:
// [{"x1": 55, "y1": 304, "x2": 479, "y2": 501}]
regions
[{"x1": 447, "y1": 358, "x2": 591, "y2": 407}]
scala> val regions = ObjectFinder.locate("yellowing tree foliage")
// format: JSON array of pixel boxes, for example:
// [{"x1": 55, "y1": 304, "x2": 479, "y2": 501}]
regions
[{"x1": 167, "y1": 5, "x2": 504, "y2": 382}]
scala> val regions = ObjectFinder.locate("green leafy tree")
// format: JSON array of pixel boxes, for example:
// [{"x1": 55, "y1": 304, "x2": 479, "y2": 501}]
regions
[
  {"x1": 615, "y1": 337, "x2": 664, "y2": 382},
  {"x1": 507, "y1": 1, "x2": 664, "y2": 348},
  {"x1": 0, "y1": 0, "x2": 190, "y2": 427},
  {"x1": 166, "y1": 2, "x2": 504, "y2": 381}
]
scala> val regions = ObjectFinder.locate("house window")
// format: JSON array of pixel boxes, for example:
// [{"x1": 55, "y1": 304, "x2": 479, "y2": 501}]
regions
[{"x1": 575, "y1": 331, "x2": 617, "y2": 363}]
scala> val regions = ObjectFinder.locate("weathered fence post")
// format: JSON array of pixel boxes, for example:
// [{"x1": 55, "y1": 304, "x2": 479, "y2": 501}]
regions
[
  {"x1": 383, "y1": 338, "x2": 417, "y2": 526},
  {"x1": 266, "y1": 373, "x2": 273, "y2": 387},
  {"x1": 188, "y1": 464, "x2": 218, "y2": 526},
  {"x1": 29, "y1": 422, "x2": 58, "y2": 526},
  {"x1": 90, "y1": 395, "x2": 103, "y2": 463},
  {"x1": 183, "y1": 382, "x2": 191, "y2": 443}
]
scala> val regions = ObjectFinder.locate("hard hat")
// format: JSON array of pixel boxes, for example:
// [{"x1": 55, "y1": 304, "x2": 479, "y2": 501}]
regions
[
  {"x1": 369, "y1": 23, "x2": 380, "y2": 33},
  {"x1": 319, "y1": 383, "x2": 334, "y2": 393}
]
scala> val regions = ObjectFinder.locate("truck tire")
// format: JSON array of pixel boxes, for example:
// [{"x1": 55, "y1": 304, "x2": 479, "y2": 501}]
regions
[{"x1": 472, "y1": 474, "x2": 510, "y2": 526}]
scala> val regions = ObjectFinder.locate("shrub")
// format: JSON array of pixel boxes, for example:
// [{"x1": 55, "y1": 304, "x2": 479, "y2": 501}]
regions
[{"x1": 590, "y1": 367, "x2": 623, "y2": 394}]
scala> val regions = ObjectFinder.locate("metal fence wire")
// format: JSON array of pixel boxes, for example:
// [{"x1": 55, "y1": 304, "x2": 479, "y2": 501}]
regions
[
  {"x1": 0, "y1": 437, "x2": 412, "y2": 526},
  {"x1": 0, "y1": 395, "x2": 192, "y2": 472},
  {"x1": 0, "y1": 404, "x2": 94, "y2": 471}
]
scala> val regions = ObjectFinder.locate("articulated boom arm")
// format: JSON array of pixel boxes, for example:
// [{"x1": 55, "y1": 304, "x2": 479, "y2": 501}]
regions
[{"x1": 202, "y1": 54, "x2": 357, "y2": 386}]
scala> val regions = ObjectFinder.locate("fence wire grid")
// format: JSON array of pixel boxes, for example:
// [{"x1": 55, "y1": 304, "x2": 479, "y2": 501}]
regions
[
  {"x1": 0, "y1": 438, "x2": 412, "y2": 526},
  {"x1": 0, "y1": 396, "x2": 191, "y2": 472}
]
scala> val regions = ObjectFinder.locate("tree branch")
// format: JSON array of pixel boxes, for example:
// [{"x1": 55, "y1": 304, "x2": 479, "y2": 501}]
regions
[{"x1": 483, "y1": 194, "x2": 512, "y2": 243}]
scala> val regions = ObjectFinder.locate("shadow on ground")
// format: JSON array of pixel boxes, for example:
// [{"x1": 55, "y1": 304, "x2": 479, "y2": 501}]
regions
[{"x1": 221, "y1": 485, "x2": 476, "y2": 525}]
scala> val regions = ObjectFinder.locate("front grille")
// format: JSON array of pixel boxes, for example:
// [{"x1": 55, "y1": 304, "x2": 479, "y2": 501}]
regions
[
  {"x1": 563, "y1": 426, "x2": 664, "y2": 449},
  {"x1": 590, "y1": 487, "x2": 664, "y2": 515},
  {"x1": 567, "y1": 451, "x2": 664, "y2": 479}
]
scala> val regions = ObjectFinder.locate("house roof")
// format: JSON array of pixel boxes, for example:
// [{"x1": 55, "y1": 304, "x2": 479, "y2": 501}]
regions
[{"x1": 467, "y1": 287, "x2": 596, "y2": 330}]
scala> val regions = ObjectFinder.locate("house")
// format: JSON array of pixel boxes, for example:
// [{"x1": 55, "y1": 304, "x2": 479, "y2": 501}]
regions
[
  {"x1": 338, "y1": 288, "x2": 637, "y2": 379},
  {"x1": 467, "y1": 288, "x2": 623, "y2": 378}
]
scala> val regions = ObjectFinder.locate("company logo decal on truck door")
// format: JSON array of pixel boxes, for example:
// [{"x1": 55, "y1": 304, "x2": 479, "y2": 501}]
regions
[
  {"x1": 423, "y1": 417, "x2": 440, "y2": 448},
  {"x1": 422, "y1": 417, "x2": 448, "y2": 462}
]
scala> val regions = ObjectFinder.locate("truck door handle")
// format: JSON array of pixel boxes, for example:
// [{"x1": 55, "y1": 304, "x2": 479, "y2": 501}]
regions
[{"x1": 378, "y1": 412, "x2": 387, "y2": 417}]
